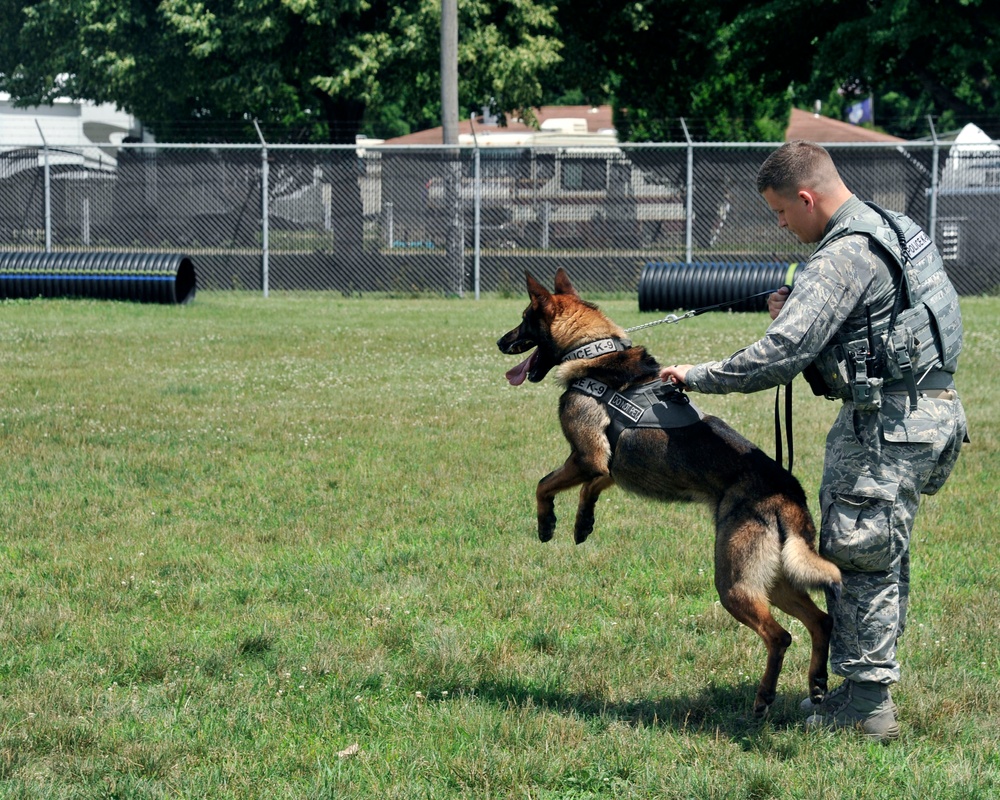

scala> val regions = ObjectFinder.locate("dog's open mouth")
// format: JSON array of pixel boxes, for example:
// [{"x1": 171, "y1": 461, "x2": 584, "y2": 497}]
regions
[{"x1": 505, "y1": 349, "x2": 538, "y2": 386}]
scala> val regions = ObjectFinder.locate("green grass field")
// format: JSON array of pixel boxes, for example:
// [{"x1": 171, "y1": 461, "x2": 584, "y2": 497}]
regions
[{"x1": 0, "y1": 290, "x2": 997, "y2": 799}]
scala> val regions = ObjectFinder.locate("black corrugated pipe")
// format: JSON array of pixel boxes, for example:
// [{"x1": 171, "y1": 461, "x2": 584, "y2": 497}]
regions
[
  {"x1": 638, "y1": 261, "x2": 799, "y2": 313},
  {"x1": 0, "y1": 251, "x2": 197, "y2": 304}
]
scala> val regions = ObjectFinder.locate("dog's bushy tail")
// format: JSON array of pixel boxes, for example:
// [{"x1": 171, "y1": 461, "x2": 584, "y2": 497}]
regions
[{"x1": 778, "y1": 500, "x2": 842, "y2": 597}]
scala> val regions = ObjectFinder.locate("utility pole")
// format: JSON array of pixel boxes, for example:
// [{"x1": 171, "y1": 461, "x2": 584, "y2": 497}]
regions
[
  {"x1": 441, "y1": 0, "x2": 459, "y2": 146},
  {"x1": 441, "y1": 0, "x2": 463, "y2": 295}
]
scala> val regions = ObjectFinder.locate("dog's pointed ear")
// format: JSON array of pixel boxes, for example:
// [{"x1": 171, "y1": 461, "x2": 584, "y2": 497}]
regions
[
  {"x1": 525, "y1": 272, "x2": 552, "y2": 306},
  {"x1": 553, "y1": 268, "x2": 579, "y2": 298}
]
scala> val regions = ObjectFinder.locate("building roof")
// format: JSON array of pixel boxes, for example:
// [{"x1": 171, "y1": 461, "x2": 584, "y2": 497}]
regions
[
  {"x1": 785, "y1": 108, "x2": 904, "y2": 143},
  {"x1": 383, "y1": 104, "x2": 906, "y2": 145},
  {"x1": 383, "y1": 105, "x2": 615, "y2": 145}
]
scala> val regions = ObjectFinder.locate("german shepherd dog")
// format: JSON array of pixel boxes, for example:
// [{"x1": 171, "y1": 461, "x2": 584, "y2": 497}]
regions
[{"x1": 498, "y1": 269, "x2": 841, "y2": 716}]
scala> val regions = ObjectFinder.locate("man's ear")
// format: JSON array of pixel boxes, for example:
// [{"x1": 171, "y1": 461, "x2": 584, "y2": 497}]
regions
[{"x1": 797, "y1": 189, "x2": 817, "y2": 211}]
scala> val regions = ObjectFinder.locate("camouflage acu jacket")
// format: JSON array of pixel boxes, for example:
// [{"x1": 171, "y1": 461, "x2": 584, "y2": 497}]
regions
[{"x1": 685, "y1": 196, "x2": 954, "y2": 399}]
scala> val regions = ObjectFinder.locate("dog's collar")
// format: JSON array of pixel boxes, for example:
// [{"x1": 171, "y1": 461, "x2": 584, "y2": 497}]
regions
[{"x1": 560, "y1": 337, "x2": 631, "y2": 364}]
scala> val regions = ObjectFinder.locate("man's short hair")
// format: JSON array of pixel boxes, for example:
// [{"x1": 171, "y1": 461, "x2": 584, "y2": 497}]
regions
[{"x1": 756, "y1": 140, "x2": 840, "y2": 196}]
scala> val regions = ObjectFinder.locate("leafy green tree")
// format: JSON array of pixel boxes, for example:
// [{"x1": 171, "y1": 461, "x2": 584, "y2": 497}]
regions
[
  {"x1": 551, "y1": 0, "x2": 788, "y2": 142},
  {"x1": 0, "y1": 0, "x2": 563, "y2": 143},
  {"x1": 794, "y1": 0, "x2": 1000, "y2": 138},
  {"x1": 554, "y1": 0, "x2": 998, "y2": 141},
  {"x1": 2, "y1": 0, "x2": 996, "y2": 142},
  {"x1": 361, "y1": 0, "x2": 563, "y2": 136},
  {"x1": 2, "y1": 0, "x2": 375, "y2": 141}
]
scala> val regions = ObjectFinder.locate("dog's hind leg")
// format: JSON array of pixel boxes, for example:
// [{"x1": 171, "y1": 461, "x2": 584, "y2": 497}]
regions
[
  {"x1": 574, "y1": 474, "x2": 614, "y2": 544},
  {"x1": 714, "y1": 506, "x2": 793, "y2": 715},
  {"x1": 716, "y1": 583, "x2": 792, "y2": 716},
  {"x1": 770, "y1": 582, "x2": 834, "y2": 705}
]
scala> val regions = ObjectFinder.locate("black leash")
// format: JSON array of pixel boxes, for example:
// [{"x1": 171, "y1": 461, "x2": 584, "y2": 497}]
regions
[
  {"x1": 624, "y1": 288, "x2": 781, "y2": 333},
  {"x1": 774, "y1": 381, "x2": 794, "y2": 474}
]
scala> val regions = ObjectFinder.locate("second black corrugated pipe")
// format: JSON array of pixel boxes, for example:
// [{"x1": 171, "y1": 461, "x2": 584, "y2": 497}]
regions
[
  {"x1": 638, "y1": 261, "x2": 799, "y2": 313},
  {"x1": 0, "y1": 251, "x2": 197, "y2": 304}
]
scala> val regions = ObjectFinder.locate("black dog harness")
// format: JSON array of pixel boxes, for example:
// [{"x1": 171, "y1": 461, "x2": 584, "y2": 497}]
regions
[{"x1": 569, "y1": 377, "x2": 702, "y2": 451}]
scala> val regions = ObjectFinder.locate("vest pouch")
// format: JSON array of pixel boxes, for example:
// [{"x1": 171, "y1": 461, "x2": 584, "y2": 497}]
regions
[
  {"x1": 880, "y1": 314, "x2": 922, "y2": 383},
  {"x1": 886, "y1": 304, "x2": 944, "y2": 381},
  {"x1": 921, "y1": 282, "x2": 963, "y2": 372},
  {"x1": 810, "y1": 345, "x2": 853, "y2": 400},
  {"x1": 802, "y1": 363, "x2": 831, "y2": 396}
]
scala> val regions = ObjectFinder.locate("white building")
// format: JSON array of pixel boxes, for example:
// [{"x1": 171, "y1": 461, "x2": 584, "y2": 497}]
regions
[{"x1": 1, "y1": 93, "x2": 145, "y2": 173}]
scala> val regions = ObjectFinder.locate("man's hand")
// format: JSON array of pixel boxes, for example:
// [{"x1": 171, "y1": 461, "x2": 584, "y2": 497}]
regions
[
  {"x1": 660, "y1": 364, "x2": 692, "y2": 387},
  {"x1": 768, "y1": 285, "x2": 791, "y2": 320}
]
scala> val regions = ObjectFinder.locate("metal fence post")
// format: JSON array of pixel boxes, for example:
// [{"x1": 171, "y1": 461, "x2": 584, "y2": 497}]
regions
[
  {"x1": 82, "y1": 197, "x2": 91, "y2": 246},
  {"x1": 254, "y1": 121, "x2": 270, "y2": 297},
  {"x1": 445, "y1": 153, "x2": 464, "y2": 297},
  {"x1": 471, "y1": 116, "x2": 482, "y2": 299},
  {"x1": 680, "y1": 117, "x2": 694, "y2": 263},
  {"x1": 928, "y1": 115, "x2": 940, "y2": 240},
  {"x1": 35, "y1": 121, "x2": 52, "y2": 252}
]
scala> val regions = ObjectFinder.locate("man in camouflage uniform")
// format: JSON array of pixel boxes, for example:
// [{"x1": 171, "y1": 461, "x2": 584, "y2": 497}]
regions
[{"x1": 661, "y1": 140, "x2": 967, "y2": 742}]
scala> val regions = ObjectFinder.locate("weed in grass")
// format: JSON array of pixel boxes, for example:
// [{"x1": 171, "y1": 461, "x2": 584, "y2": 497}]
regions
[{"x1": 237, "y1": 632, "x2": 275, "y2": 658}]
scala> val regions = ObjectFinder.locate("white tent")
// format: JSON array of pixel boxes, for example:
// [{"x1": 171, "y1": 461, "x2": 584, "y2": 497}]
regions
[{"x1": 941, "y1": 122, "x2": 1000, "y2": 192}]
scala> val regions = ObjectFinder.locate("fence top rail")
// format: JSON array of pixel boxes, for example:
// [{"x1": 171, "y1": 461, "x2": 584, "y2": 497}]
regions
[{"x1": 1, "y1": 139, "x2": 992, "y2": 152}]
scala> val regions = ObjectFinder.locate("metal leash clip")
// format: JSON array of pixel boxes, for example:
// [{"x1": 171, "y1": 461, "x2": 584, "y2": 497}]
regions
[{"x1": 625, "y1": 309, "x2": 697, "y2": 333}]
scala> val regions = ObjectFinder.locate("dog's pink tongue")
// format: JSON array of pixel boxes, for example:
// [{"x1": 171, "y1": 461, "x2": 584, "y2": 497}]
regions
[{"x1": 505, "y1": 351, "x2": 536, "y2": 386}]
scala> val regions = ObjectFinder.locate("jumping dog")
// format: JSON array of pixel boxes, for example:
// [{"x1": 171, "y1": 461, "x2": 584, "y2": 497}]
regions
[{"x1": 498, "y1": 268, "x2": 842, "y2": 716}]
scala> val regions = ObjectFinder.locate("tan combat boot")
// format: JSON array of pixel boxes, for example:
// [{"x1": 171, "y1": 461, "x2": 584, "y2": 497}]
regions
[
  {"x1": 804, "y1": 680, "x2": 900, "y2": 742},
  {"x1": 800, "y1": 682, "x2": 899, "y2": 720}
]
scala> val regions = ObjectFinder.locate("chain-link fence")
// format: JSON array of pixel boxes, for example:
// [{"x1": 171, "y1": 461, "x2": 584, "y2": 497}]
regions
[{"x1": 2, "y1": 138, "x2": 998, "y2": 296}]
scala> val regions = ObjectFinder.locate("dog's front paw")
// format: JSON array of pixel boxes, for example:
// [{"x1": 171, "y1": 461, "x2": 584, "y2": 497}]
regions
[{"x1": 538, "y1": 510, "x2": 556, "y2": 542}]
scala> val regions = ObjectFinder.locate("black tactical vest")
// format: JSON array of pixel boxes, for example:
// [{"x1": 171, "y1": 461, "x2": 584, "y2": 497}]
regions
[{"x1": 804, "y1": 203, "x2": 962, "y2": 405}]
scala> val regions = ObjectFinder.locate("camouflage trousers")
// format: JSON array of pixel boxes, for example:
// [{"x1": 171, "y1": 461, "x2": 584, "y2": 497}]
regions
[{"x1": 819, "y1": 390, "x2": 967, "y2": 685}]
